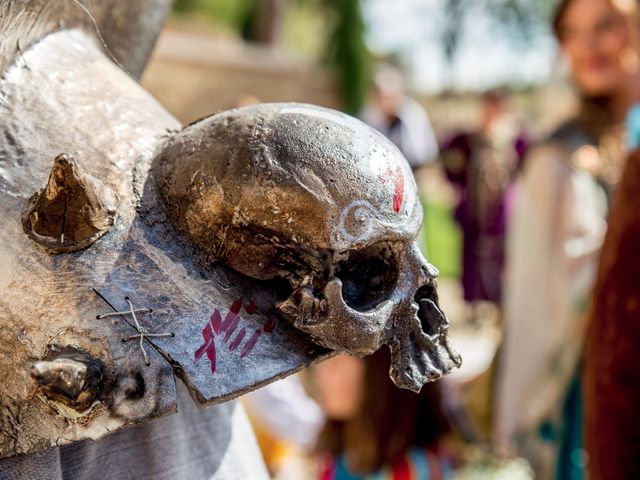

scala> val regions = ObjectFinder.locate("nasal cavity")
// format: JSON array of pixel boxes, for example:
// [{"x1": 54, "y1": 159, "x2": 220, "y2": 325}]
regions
[{"x1": 414, "y1": 284, "x2": 445, "y2": 337}]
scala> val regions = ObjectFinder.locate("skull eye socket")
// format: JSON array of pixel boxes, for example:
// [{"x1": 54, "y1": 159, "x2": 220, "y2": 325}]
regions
[{"x1": 335, "y1": 243, "x2": 399, "y2": 311}]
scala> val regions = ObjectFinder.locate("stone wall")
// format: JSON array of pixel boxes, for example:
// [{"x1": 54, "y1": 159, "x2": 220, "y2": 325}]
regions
[{"x1": 141, "y1": 28, "x2": 340, "y2": 125}]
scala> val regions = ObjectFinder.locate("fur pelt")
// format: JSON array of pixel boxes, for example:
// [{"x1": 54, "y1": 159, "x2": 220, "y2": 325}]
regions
[
  {"x1": 584, "y1": 150, "x2": 640, "y2": 479},
  {"x1": 0, "y1": 0, "x2": 173, "y2": 78}
]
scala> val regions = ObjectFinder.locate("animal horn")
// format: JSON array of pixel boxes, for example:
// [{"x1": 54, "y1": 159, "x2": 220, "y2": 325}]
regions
[
  {"x1": 21, "y1": 154, "x2": 118, "y2": 253},
  {"x1": 31, "y1": 349, "x2": 105, "y2": 413}
]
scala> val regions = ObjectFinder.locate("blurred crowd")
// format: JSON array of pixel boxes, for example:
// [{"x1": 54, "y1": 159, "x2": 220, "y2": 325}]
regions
[{"x1": 241, "y1": 0, "x2": 640, "y2": 478}]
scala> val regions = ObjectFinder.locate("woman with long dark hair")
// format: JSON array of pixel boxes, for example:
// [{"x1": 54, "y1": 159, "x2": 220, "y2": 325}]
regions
[
  {"x1": 311, "y1": 349, "x2": 453, "y2": 479},
  {"x1": 495, "y1": 0, "x2": 640, "y2": 477}
]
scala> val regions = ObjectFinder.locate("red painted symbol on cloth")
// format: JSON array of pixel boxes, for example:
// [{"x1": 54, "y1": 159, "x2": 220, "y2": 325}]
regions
[{"x1": 194, "y1": 298, "x2": 276, "y2": 373}]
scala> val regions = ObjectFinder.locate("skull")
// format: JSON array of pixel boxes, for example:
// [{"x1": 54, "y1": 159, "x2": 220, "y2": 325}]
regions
[{"x1": 153, "y1": 103, "x2": 461, "y2": 391}]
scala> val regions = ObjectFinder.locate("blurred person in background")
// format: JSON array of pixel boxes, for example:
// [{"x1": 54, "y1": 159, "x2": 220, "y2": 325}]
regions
[
  {"x1": 361, "y1": 64, "x2": 439, "y2": 172},
  {"x1": 440, "y1": 90, "x2": 528, "y2": 322},
  {"x1": 310, "y1": 349, "x2": 454, "y2": 480},
  {"x1": 494, "y1": 0, "x2": 640, "y2": 477},
  {"x1": 243, "y1": 375, "x2": 325, "y2": 476},
  {"x1": 361, "y1": 65, "x2": 439, "y2": 255}
]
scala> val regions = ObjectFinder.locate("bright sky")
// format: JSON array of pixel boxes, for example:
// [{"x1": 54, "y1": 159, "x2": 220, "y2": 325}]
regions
[{"x1": 362, "y1": 0, "x2": 560, "y2": 93}]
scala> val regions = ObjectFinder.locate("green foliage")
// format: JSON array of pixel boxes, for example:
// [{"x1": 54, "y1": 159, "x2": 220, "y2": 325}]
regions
[
  {"x1": 423, "y1": 199, "x2": 461, "y2": 279},
  {"x1": 282, "y1": 0, "x2": 333, "y2": 61},
  {"x1": 172, "y1": 0, "x2": 371, "y2": 114},
  {"x1": 173, "y1": 0, "x2": 256, "y2": 32},
  {"x1": 324, "y1": 0, "x2": 370, "y2": 115}
]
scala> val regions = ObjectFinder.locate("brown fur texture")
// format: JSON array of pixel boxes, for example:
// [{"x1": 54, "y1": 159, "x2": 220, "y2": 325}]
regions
[{"x1": 583, "y1": 150, "x2": 640, "y2": 479}]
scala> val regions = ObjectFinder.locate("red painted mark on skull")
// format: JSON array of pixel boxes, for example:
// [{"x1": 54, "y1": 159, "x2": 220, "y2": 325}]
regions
[
  {"x1": 195, "y1": 298, "x2": 276, "y2": 373},
  {"x1": 382, "y1": 164, "x2": 405, "y2": 213},
  {"x1": 392, "y1": 166, "x2": 405, "y2": 213}
]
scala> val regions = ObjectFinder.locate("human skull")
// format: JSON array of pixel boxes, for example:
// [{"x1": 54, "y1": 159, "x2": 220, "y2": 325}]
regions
[{"x1": 153, "y1": 103, "x2": 461, "y2": 391}]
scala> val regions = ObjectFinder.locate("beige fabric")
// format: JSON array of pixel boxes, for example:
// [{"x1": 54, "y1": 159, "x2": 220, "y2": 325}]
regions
[{"x1": 494, "y1": 144, "x2": 607, "y2": 452}]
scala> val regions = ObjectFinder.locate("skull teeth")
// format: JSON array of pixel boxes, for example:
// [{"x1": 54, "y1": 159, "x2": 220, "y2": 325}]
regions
[
  {"x1": 276, "y1": 286, "x2": 326, "y2": 326},
  {"x1": 443, "y1": 336, "x2": 463, "y2": 368},
  {"x1": 385, "y1": 275, "x2": 461, "y2": 392},
  {"x1": 389, "y1": 320, "x2": 461, "y2": 392}
]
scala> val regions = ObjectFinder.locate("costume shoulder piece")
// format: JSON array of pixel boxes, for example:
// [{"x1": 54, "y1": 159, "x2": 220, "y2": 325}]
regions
[
  {"x1": 0, "y1": 0, "x2": 173, "y2": 78},
  {"x1": 0, "y1": 2, "x2": 460, "y2": 459}
]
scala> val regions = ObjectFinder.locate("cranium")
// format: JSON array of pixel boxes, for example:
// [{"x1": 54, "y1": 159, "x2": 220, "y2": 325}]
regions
[{"x1": 154, "y1": 103, "x2": 461, "y2": 391}]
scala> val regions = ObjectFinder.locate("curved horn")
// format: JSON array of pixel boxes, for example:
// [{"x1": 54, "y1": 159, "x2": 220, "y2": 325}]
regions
[
  {"x1": 21, "y1": 154, "x2": 118, "y2": 253},
  {"x1": 31, "y1": 349, "x2": 105, "y2": 413}
]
